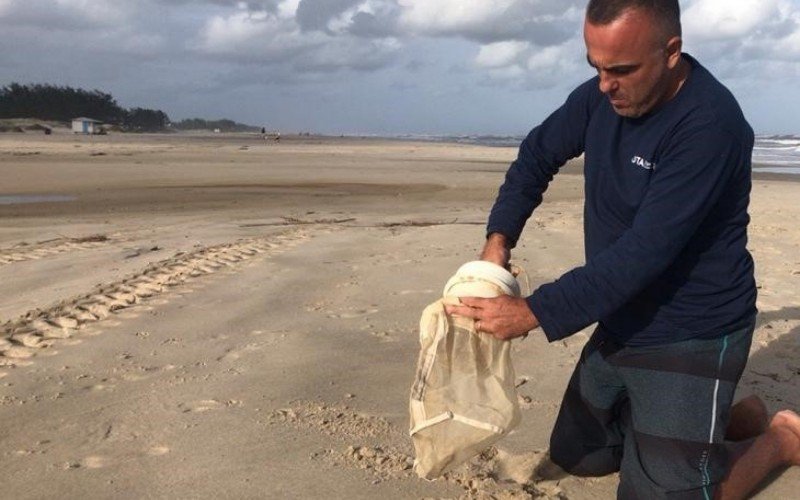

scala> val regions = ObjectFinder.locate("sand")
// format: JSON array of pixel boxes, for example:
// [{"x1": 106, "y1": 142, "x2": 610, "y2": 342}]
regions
[{"x1": 0, "y1": 132, "x2": 798, "y2": 499}]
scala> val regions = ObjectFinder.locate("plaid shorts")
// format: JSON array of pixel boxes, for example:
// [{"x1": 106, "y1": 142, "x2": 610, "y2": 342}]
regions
[{"x1": 549, "y1": 320, "x2": 755, "y2": 499}]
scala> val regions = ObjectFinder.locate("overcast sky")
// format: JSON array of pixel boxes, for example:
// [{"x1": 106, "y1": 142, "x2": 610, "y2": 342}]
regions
[{"x1": 2, "y1": 0, "x2": 799, "y2": 135}]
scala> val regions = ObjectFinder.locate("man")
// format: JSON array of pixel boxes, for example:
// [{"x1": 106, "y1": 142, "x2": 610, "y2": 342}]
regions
[{"x1": 445, "y1": 0, "x2": 800, "y2": 497}]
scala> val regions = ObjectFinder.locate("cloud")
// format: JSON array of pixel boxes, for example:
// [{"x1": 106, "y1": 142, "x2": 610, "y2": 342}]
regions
[
  {"x1": 397, "y1": 0, "x2": 583, "y2": 44},
  {"x1": 474, "y1": 37, "x2": 586, "y2": 89},
  {"x1": 0, "y1": 0, "x2": 169, "y2": 61},
  {"x1": 294, "y1": 37, "x2": 401, "y2": 71},
  {"x1": 4, "y1": 0, "x2": 800, "y2": 135},
  {"x1": 198, "y1": 10, "x2": 300, "y2": 57},
  {"x1": 682, "y1": 0, "x2": 800, "y2": 78},
  {"x1": 683, "y1": 0, "x2": 786, "y2": 41},
  {"x1": 0, "y1": 0, "x2": 134, "y2": 30},
  {"x1": 475, "y1": 41, "x2": 530, "y2": 68},
  {"x1": 295, "y1": 0, "x2": 362, "y2": 32},
  {"x1": 194, "y1": 2, "x2": 401, "y2": 72}
]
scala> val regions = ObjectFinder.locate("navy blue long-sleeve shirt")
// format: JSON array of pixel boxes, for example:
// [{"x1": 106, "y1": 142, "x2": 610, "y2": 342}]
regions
[{"x1": 487, "y1": 54, "x2": 757, "y2": 346}]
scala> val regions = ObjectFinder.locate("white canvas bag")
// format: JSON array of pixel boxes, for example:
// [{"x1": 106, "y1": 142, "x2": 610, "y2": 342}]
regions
[{"x1": 409, "y1": 261, "x2": 522, "y2": 479}]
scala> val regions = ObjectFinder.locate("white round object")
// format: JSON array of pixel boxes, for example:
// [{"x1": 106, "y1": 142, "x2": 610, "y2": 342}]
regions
[{"x1": 442, "y1": 261, "x2": 520, "y2": 298}]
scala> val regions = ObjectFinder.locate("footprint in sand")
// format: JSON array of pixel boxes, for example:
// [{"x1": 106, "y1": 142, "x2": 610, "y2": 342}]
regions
[
  {"x1": 86, "y1": 383, "x2": 115, "y2": 392},
  {"x1": 146, "y1": 446, "x2": 170, "y2": 456},
  {"x1": 369, "y1": 331, "x2": 398, "y2": 343},
  {"x1": 179, "y1": 399, "x2": 240, "y2": 412},
  {"x1": 305, "y1": 301, "x2": 330, "y2": 312},
  {"x1": 327, "y1": 309, "x2": 380, "y2": 319},
  {"x1": 392, "y1": 289, "x2": 435, "y2": 296},
  {"x1": 80, "y1": 455, "x2": 111, "y2": 469},
  {"x1": 180, "y1": 400, "x2": 223, "y2": 412},
  {"x1": 217, "y1": 342, "x2": 266, "y2": 362}
]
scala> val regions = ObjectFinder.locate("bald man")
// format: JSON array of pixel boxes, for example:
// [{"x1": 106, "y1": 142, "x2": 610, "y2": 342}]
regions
[{"x1": 445, "y1": 0, "x2": 800, "y2": 498}]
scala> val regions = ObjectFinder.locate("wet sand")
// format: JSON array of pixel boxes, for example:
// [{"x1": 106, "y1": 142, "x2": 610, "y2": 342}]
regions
[{"x1": 0, "y1": 132, "x2": 798, "y2": 498}]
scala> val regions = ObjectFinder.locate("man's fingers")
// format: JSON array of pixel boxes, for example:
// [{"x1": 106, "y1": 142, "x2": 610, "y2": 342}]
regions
[
  {"x1": 458, "y1": 297, "x2": 487, "y2": 308},
  {"x1": 444, "y1": 297, "x2": 490, "y2": 318},
  {"x1": 443, "y1": 304, "x2": 479, "y2": 318}
]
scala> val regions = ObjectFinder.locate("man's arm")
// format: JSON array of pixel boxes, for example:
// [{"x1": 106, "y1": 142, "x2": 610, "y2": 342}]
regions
[
  {"x1": 445, "y1": 82, "x2": 599, "y2": 339},
  {"x1": 529, "y1": 124, "x2": 750, "y2": 341},
  {"x1": 480, "y1": 233, "x2": 511, "y2": 268},
  {"x1": 454, "y1": 124, "x2": 748, "y2": 342},
  {"x1": 485, "y1": 79, "x2": 599, "y2": 249}
]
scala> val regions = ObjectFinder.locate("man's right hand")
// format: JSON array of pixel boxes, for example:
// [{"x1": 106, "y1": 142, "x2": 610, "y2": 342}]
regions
[{"x1": 481, "y1": 233, "x2": 511, "y2": 269}]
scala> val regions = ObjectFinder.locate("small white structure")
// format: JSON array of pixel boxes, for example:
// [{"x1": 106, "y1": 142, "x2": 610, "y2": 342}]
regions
[{"x1": 72, "y1": 117, "x2": 103, "y2": 135}]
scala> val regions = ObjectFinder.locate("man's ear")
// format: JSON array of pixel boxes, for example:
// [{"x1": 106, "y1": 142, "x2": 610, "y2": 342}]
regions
[{"x1": 666, "y1": 36, "x2": 683, "y2": 69}]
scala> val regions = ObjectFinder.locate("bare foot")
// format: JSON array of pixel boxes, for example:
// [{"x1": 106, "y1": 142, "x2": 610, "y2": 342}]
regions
[
  {"x1": 768, "y1": 410, "x2": 800, "y2": 465},
  {"x1": 726, "y1": 395, "x2": 769, "y2": 441}
]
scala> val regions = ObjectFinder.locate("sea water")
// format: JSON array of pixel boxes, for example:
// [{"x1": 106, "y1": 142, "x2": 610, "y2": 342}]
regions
[
  {"x1": 392, "y1": 133, "x2": 800, "y2": 177},
  {"x1": 752, "y1": 135, "x2": 800, "y2": 176}
]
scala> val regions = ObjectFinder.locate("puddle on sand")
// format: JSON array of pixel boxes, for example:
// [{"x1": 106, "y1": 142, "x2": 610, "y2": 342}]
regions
[{"x1": 0, "y1": 195, "x2": 76, "y2": 205}]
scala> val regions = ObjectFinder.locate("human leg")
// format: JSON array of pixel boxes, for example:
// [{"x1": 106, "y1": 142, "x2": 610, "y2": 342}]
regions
[
  {"x1": 549, "y1": 331, "x2": 628, "y2": 477},
  {"x1": 613, "y1": 323, "x2": 754, "y2": 498},
  {"x1": 725, "y1": 395, "x2": 768, "y2": 442},
  {"x1": 715, "y1": 410, "x2": 800, "y2": 499}
]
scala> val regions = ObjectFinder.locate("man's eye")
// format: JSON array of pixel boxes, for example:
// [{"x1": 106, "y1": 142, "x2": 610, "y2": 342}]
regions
[{"x1": 609, "y1": 67, "x2": 634, "y2": 75}]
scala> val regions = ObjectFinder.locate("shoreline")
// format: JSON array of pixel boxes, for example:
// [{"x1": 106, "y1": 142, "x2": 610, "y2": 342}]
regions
[{"x1": 2, "y1": 130, "x2": 796, "y2": 182}]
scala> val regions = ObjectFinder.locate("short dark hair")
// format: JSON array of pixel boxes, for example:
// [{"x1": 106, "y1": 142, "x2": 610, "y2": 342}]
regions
[{"x1": 586, "y1": 0, "x2": 681, "y2": 39}]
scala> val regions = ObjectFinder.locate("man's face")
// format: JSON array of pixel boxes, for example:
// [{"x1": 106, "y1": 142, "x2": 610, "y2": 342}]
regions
[{"x1": 584, "y1": 8, "x2": 677, "y2": 118}]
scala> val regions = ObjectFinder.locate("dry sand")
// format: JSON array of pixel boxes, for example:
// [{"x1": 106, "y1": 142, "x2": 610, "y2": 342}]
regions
[{"x1": 0, "y1": 132, "x2": 798, "y2": 499}]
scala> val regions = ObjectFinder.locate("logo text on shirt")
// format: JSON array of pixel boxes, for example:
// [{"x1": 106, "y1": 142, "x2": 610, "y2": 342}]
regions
[{"x1": 631, "y1": 156, "x2": 656, "y2": 171}]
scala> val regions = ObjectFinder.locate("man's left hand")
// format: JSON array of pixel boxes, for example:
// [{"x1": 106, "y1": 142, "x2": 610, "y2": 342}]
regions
[{"x1": 444, "y1": 296, "x2": 539, "y2": 340}]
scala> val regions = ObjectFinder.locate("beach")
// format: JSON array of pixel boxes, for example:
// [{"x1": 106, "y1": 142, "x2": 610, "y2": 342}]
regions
[{"x1": 1, "y1": 132, "x2": 799, "y2": 499}]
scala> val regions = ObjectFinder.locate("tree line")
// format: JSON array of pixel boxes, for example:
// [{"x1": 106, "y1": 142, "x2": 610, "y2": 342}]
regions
[
  {"x1": 171, "y1": 118, "x2": 259, "y2": 133},
  {"x1": 0, "y1": 83, "x2": 170, "y2": 132},
  {"x1": 0, "y1": 83, "x2": 257, "y2": 133}
]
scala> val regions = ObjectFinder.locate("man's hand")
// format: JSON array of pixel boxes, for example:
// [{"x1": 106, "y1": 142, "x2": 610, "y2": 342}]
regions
[
  {"x1": 481, "y1": 233, "x2": 511, "y2": 268},
  {"x1": 444, "y1": 295, "x2": 539, "y2": 340}
]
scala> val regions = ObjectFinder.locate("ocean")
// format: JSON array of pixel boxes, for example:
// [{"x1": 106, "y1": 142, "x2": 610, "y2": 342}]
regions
[
  {"x1": 752, "y1": 135, "x2": 800, "y2": 176},
  {"x1": 393, "y1": 134, "x2": 800, "y2": 177}
]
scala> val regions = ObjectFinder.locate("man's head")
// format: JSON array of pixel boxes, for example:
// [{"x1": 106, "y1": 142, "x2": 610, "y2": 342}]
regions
[{"x1": 584, "y1": 0, "x2": 685, "y2": 118}]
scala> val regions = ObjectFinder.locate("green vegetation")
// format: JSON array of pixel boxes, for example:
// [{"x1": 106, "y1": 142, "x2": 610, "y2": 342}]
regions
[
  {"x1": 0, "y1": 82, "x2": 257, "y2": 133},
  {"x1": 124, "y1": 107, "x2": 170, "y2": 133},
  {"x1": 171, "y1": 118, "x2": 259, "y2": 133},
  {"x1": 0, "y1": 82, "x2": 170, "y2": 132},
  {"x1": 0, "y1": 83, "x2": 125, "y2": 124}
]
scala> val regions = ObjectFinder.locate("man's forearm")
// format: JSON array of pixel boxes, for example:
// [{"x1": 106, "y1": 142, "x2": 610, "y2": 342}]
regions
[{"x1": 481, "y1": 232, "x2": 511, "y2": 268}]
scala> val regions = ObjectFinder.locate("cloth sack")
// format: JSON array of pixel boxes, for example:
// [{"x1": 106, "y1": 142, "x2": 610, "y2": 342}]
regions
[{"x1": 409, "y1": 261, "x2": 523, "y2": 479}]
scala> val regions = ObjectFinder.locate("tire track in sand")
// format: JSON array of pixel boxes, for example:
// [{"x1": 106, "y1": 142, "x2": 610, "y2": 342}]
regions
[
  {"x1": 0, "y1": 230, "x2": 308, "y2": 368},
  {"x1": 0, "y1": 235, "x2": 111, "y2": 267}
]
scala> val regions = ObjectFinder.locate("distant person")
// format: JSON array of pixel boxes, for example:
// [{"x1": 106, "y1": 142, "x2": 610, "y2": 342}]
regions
[
  {"x1": 445, "y1": 0, "x2": 800, "y2": 498},
  {"x1": 274, "y1": 132, "x2": 280, "y2": 143}
]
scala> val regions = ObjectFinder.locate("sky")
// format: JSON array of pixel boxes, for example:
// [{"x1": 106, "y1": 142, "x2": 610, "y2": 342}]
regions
[{"x1": 2, "y1": 0, "x2": 800, "y2": 135}]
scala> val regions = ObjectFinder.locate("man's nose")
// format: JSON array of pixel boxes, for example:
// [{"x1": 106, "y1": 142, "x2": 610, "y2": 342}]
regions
[{"x1": 598, "y1": 72, "x2": 618, "y2": 94}]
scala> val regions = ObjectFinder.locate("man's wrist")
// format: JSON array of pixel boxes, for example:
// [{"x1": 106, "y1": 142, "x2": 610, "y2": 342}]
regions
[
  {"x1": 481, "y1": 233, "x2": 511, "y2": 267},
  {"x1": 485, "y1": 232, "x2": 510, "y2": 248}
]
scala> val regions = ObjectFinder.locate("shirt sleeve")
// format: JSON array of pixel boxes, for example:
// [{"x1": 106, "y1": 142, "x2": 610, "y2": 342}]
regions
[
  {"x1": 486, "y1": 80, "x2": 598, "y2": 247},
  {"x1": 528, "y1": 123, "x2": 748, "y2": 341}
]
